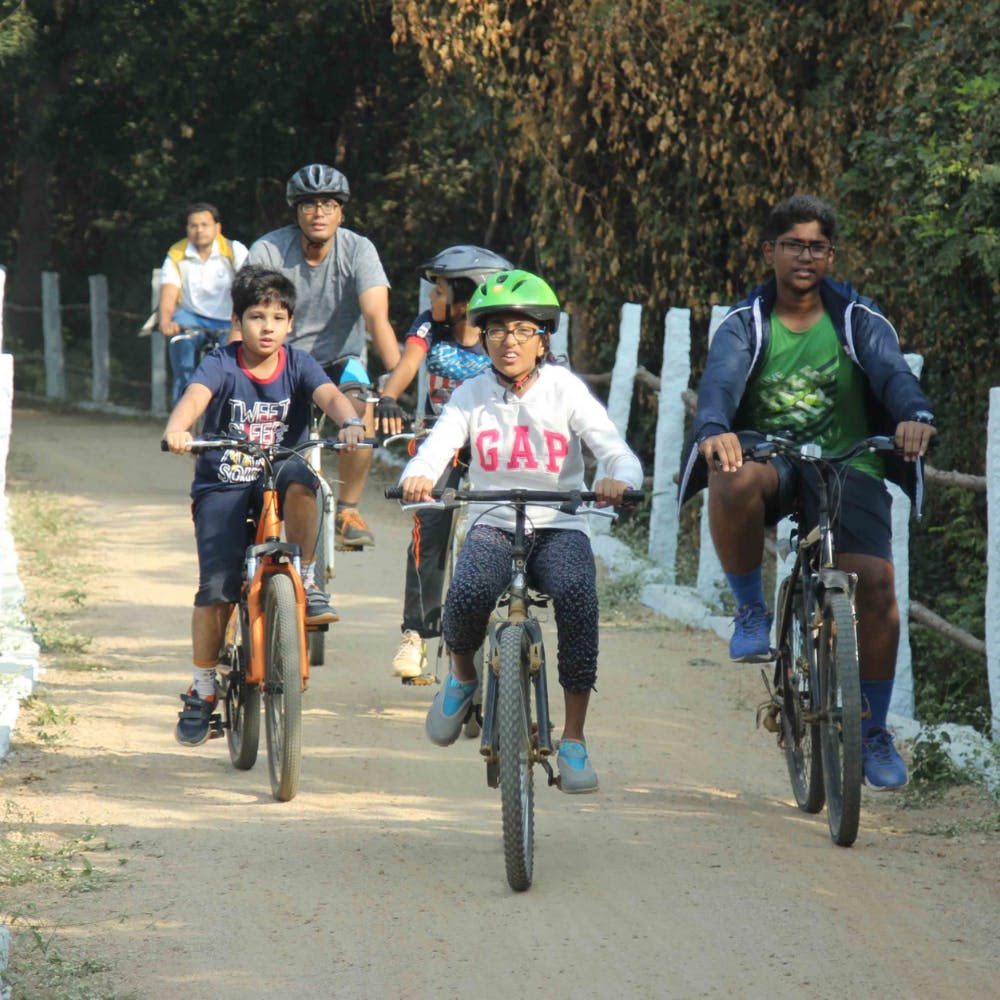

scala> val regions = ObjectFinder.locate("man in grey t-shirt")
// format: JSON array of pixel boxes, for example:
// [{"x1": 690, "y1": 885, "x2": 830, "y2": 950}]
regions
[{"x1": 249, "y1": 164, "x2": 401, "y2": 549}]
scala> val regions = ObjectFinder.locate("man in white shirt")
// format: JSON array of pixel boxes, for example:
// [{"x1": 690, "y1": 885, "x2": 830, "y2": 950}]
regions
[{"x1": 158, "y1": 202, "x2": 249, "y2": 403}]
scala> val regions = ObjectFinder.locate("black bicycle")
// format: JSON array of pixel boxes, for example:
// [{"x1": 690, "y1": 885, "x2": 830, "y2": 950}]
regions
[
  {"x1": 748, "y1": 434, "x2": 906, "y2": 847},
  {"x1": 386, "y1": 485, "x2": 643, "y2": 890}
]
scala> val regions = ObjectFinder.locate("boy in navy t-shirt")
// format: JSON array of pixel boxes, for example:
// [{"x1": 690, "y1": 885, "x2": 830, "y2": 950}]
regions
[{"x1": 163, "y1": 264, "x2": 365, "y2": 746}]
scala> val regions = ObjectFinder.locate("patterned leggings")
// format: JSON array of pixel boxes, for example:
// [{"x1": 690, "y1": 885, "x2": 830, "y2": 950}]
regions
[{"x1": 442, "y1": 525, "x2": 599, "y2": 694}]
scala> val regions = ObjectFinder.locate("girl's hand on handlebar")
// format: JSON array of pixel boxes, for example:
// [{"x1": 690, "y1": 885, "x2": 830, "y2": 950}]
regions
[
  {"x1": 699, "y1": 432, "x2": 743, "y2": 472},
  {"x1": 895, "y1": 420, "x2": 936, "y2": 462},
  {"x1": 400, "y1": 475, "x2": 436, "y2": 504},
  {"x1": 163, "y1": 429, "x2": 193, "y2": 454},
  {"x1": 338, "y1": 423, "x2": 367, "y2": 451},
  {"x1": 592, "y1": 477, "x2": 630, "y2": 508}
]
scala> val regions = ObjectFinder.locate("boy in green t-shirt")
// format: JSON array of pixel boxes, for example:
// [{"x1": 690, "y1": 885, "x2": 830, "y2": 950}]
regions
[{"x1": 679, "y1": 195, "x2": 936, "y2": 789}]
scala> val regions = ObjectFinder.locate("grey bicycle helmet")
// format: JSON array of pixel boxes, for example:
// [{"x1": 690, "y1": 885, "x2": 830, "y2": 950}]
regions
[
  {"x1": 286, "y1": 164, "x2": 350, "y2": 206},
  {"x1": 420, "y1": 245, "x2": 514, "y2": 289}
]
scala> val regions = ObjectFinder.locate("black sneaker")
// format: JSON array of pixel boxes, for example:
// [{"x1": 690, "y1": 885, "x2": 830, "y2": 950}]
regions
[
  {"x1": 175, "y1": 687, "x2": 220, "y2": 747},
  {"x1": 305, "y1": 585, "x2": 339, "y2": 625}
]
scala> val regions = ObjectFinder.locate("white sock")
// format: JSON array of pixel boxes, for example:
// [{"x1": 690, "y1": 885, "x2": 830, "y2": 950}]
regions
[
  {"x1": 192, "y1": 667, "x2": 217, "y2": 699},
  {"x1": 301, "y1": 560, "x2": 316, "y2": 589}
]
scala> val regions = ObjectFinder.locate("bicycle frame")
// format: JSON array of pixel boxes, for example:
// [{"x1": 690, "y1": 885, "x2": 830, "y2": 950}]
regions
[
  {"x1": 243, "y1": 474, "x2": 309, "y2": 690},
  {"x1": 773, "y1": 461, "x2": 858, "y2": 680},
  {"x1": 478, "y1": 500, "x2": 555, "y2": 769}
]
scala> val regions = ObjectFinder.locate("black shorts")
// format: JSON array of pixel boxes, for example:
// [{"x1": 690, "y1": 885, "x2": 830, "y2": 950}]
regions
[
  {"x1": 191, "y1": 458, "x2": 320, "y2": 606},
  {"x1": 770, "y1": 456, "x2": 893, "y2": 562}
]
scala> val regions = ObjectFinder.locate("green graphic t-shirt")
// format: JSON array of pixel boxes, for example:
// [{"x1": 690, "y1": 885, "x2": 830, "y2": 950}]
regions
[{"x1": 744, "y1": 312, "x2": 881, "y2": 478}]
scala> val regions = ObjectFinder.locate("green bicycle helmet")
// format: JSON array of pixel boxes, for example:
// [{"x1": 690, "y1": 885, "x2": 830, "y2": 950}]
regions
[{"x1": 466, "y1": 269, "x2": 561, "y2": 328}]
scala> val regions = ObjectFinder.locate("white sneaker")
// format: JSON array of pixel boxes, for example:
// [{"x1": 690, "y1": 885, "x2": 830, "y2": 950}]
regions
[{"x1": 392, "y1": 630, "x2": 426, "y2": 678}]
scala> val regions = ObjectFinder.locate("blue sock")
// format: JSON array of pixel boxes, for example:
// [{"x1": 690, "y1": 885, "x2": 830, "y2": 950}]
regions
[
  {"x1": 861, "y1": 679, "x2": 894, "y2": 737},
  {"x1": 726, "y1": 568, "x2": 766, "y2": 610}
]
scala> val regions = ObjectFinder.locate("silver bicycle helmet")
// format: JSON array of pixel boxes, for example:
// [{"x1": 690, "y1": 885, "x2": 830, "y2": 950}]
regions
[
  {"x1": 420, "y1": 245, "x2": 514, "y2": 289},
  {"x1": 285, "y1": 164, "x2": 350, "y2": 206}
]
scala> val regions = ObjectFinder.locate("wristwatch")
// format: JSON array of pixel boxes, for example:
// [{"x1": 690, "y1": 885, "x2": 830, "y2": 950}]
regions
[
  {"x1": 911, "y1": 410, "x2": 936, "y2": 427},
  {"x1": 342, "y1": 416, "x2": 365, "y2": 428}
]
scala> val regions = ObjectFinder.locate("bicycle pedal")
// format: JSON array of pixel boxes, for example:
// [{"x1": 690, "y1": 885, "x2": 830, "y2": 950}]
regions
[
  {"x1": 756, "y1": 700, "x2": 781, "y2": 733},
  {"x1": 208, "y1": 714, "x2": 225, "y2": 739},
  {"x1": 540, "y1": 758, "x2": 558, "y2": 787},
  {"x1": 401, "y1": 674, "x2": 438, "y2": 686}
]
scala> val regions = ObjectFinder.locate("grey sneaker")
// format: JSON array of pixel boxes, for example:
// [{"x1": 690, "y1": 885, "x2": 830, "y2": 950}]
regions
[
  {"x1": 425, "y1": 673, "x2": 477, "y2": 747},
  {"x1": 305, "y1": 585, "x2": 339, "y2": 625},
  {"x1": 557, "y1": 739, "x2": 599, "y2": 793},
  {"x1": 336, "y1": 507, "x2": 375, "y2": 549}
]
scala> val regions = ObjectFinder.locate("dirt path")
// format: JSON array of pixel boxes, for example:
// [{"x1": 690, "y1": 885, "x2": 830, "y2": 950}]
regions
[{"x1": 2, "y1": 407, "x2": 998, "y2": 1000}]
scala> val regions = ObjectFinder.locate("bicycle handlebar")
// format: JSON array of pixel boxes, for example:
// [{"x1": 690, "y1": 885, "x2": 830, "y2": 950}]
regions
[
  {"x1": 741, "y1": 434, "x2": 899, "y2": 465},
  {"x1": 160, "y1": 436, "x2": 379, "y2": 455},
  {"x1": 384, "y1": 486, "x2": 645, "y2": 507}
]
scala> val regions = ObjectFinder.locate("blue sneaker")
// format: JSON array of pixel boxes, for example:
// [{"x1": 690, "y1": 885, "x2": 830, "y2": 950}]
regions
[
  {"x1": 557, "y1": 739, "x2": 599, "y2": 794},
  {"x1": 425, "y1": 673, "x2": 477, "y2": 747},
  {"x1": 862, "y1": 726, "x2": 908, "y2": 789},
  {"x1": 729, "y1": 602, "x2": 773, "y2": 662}
]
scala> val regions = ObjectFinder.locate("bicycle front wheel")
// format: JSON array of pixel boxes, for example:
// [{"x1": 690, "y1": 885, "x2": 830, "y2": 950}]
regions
[
  {"x1": 224, "y1": 608, "x2": 260, "y2": 771},
  {"x1": 777, "y1": 577, "x2": 824, "y2": 813},
  {"x1": 817, "y1": 590, "x2": 862, "y2": 846},
  {"x1": 497, "y1": 623, "x2": 534, "y2": 891},
  {"x1": 263, "y1": 573, "x2": 304, "y2": 802}
]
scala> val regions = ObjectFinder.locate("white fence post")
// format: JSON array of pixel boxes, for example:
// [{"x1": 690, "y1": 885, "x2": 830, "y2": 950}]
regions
[
  {"x1": 606, "y1": 303, "x2": 642, "y2": 434},
  {"x1": 986, "y1": 387, "x2": 1000, "y2": 739},
  {"x1": 89, "y1": 274, "x2": 110, "y2": 404},
  {"x1": 42, "y1": 270, "x2": 66, "y2": 400},
  {"x1": 551, "y1": 310, "x2": 570, "y2": 365},
  {"x1": 696, "y1": 305, "x2": 730, "y2": 603},
  {"x1": 648, "y1": 308, "x2": 691, "y2": 581},
  {"x1": 593, "y1": 303, "x2": 641, "y2": 536},
  {"x1": 888, "y1": 352, "x2": 924, "y2": 719},
  {"x1": 150, "y1": 268, "x2": 168, "y2": 416}
]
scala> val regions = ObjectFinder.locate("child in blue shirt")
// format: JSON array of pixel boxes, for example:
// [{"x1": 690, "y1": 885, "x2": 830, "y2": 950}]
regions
[{"x1": 162, "y1": 264, "x2": 365, "y2": 746}]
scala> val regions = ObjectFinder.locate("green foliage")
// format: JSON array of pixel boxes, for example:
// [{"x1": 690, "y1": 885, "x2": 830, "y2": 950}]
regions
[{"x1": 908, "y1": 730, "x2": 972, "y2": 791}]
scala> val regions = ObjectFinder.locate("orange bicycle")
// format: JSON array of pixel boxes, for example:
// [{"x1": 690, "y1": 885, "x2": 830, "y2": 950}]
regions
[{"x1": 167, "y1": 434, "x2": 372, "y2": 801}]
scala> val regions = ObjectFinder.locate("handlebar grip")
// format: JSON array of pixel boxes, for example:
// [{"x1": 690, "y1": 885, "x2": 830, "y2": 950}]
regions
[
  {"x1": 622, "y1": 489, "x2": 645, "y2": 503},
  {"x1": 384, "y1": 486, "x2": 403, "y2": 499},
  {"x1": 160, "y1": 440, "x2": 169, "y2": 452}
]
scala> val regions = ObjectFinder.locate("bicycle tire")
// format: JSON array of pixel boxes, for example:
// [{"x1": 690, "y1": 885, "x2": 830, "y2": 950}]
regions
[
  {"x1": 224, "y1": 608, "x2": 260, "y2": 771},
  {"x1": 817, "y1": 590, "x2": 862, "y2": 846},
  {"x1": 308, "y1": 475, "x2": 335, "y2": 669},
  {"x1": 777, "y1": 577, "x2": 824, "y2": 813},
  {"x1": 263, "y1": 573, "x2": 304, "y2": 802},
  {"x1": 497, "y1": 623, "x2": 534, "y2": 891}
]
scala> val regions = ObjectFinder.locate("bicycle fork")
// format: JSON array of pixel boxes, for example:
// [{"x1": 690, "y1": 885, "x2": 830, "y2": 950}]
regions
[{"x1": 479, "y1": 615, "x2": 555, "y2": 787}]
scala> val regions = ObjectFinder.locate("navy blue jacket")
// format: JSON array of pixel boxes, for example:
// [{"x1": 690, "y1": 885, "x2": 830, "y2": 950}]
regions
[{"x1": 678, "y1": 277, "x2": 933, "y2": 513}]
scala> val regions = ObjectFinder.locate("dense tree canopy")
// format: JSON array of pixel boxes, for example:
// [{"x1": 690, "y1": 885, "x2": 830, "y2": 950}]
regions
[{"x1": 1, "y1": 0, "x2": 997, "y2": 725}]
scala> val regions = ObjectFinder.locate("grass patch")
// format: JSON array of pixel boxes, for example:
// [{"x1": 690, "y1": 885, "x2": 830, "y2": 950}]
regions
[
  {"x1": 0, "y1": 804, "x2": 127, "y2": 999},
  {"x1": 7, "y1": 489, "x2": 99, "y2": 670}
]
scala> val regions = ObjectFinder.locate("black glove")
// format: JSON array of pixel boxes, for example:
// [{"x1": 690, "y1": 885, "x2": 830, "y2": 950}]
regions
[{"x1": 375, "y1": 395, "x2": 406, "y2": 424}]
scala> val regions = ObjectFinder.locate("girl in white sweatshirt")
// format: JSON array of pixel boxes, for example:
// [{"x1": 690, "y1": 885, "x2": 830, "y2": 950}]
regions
[{"x1": 399, "y1": 270, "x2": 642, "y2": 793}]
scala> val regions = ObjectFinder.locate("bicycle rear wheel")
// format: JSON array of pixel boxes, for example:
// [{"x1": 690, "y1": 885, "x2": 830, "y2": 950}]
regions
[
  {"x1": 777, "y1": 577, "x2": 824, "y2": 813},
  {"x1": 224, "y1": 607, "x2": 260, "y2": 770},
  {"x1": 497, "y1": 623, "x2": 534, "y2": 891},
  {"x1": 817, "y1": 590, "x2": 862, "y2": 846},
  {"x1": 263, "y1": 573, "x2": 304, "y2": 802}
]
